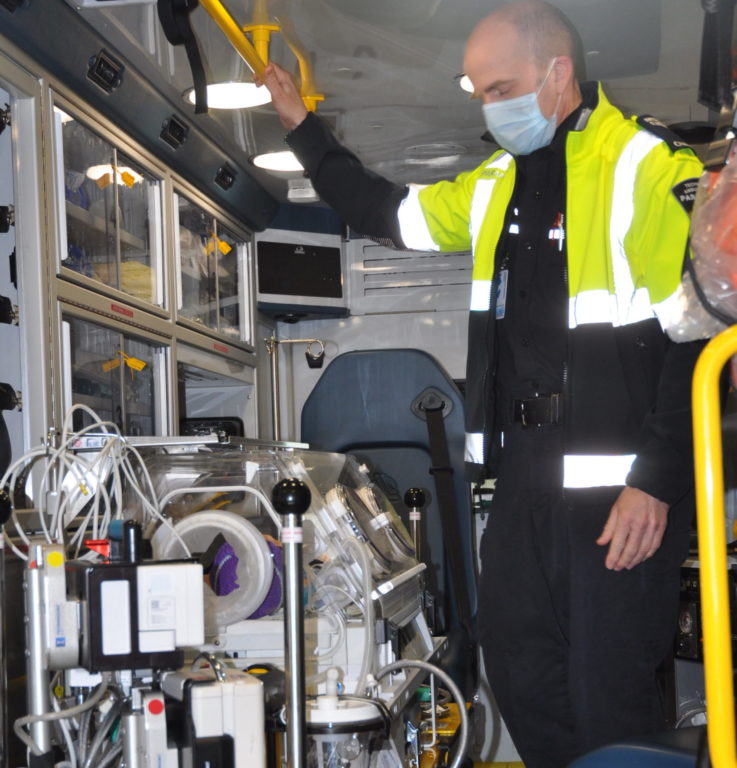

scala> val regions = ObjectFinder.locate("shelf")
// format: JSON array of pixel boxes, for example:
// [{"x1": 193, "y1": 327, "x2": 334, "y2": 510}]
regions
[{"x1": 66, "y1": 200, "x2": 146, "y2": 251}]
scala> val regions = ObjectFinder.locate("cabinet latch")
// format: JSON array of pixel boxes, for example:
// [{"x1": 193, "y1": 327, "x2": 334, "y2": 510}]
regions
[
  {"x1": 0, "y1": 205, "x2": 15, "y2": 233},
  {"x1": 0, "y1": 382, "x2": 20, "y2": 412},
  {"x1": 0, "y1": 103, "x2": 10, "y2": 135},
  {"x1": 0, "y1": 295, "x2": 18, "y2": 325}
]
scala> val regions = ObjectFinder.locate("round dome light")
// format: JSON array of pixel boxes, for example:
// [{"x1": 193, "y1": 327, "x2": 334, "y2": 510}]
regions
[
  {"x1": 183, "y1": 81, "x2": 272, "y2": 109},
  {"x1": 251, "y1": 150, "x2": 305, "y2": 173}
]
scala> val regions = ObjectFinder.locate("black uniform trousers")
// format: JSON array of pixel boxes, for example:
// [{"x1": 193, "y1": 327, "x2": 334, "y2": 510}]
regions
[{"x1": 478, "y1": 425, "x2": 692, "y2": 768}]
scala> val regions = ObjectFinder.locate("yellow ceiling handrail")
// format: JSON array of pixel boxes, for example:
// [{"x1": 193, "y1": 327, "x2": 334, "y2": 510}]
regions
[
  {"x1": 242, "y1": 0, "x2": 278, "y2": 66},
  {"x1": 280, "y1": 32, "x2": 325, "y2": 112},
  {"x1": 198, "y1": 0, "x2": 266, "y2": 79},
  {"x1": 197, "y1": 0, "x2": 324, "y2": 112},
  {"x1": 693, "y1": 324, "x2": 737, "y2": 768}
]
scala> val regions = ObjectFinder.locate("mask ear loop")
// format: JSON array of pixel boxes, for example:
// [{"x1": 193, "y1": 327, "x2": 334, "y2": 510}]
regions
[
  {"x1": 535, "y1": 57, "x2": 558, "y2": 96},
  {"x1": 537, "y1": 57, "x2": 562, "y2": 124}
]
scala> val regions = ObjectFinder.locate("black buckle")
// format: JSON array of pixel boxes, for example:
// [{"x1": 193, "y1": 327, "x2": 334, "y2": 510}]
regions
[{"x1": 513, "y1": 393, "x2": 561, "y2": 427}]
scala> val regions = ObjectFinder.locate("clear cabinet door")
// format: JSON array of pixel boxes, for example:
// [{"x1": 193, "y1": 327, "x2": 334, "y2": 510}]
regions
[
  {"x1": 65, "y1": 315, "x2": 163, "y2": 436},
  {"x1": 55, "y1": 108, "x2": 163, "y2": 306},
  {"x1": 177, "y1": 196, "x2": 216, "y2": 328},
  {"x1": 216, "y1": 225, "x2": 242, "y2": 340},
  {"x1": 176, "y1": 194, "x2": 244, "y2": 340}
]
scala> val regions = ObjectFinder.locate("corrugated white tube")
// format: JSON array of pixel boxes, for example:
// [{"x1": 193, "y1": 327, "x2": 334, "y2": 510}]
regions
[{"x1": 344, "y1": 537, "x2": 375, "y2": 696}]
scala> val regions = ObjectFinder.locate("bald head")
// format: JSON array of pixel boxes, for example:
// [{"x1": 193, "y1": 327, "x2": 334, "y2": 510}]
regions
[
  {"x1": 489, "y1": 1, "x2": 586, "y2": 81},
  {"x1": 463, "y1": 0, "x2": 583, "y2": 128}
]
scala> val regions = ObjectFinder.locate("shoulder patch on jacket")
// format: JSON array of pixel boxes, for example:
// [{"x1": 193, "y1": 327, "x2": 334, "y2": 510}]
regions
[
  {"x1": 636, "y1": 115, "x2": 692, "y2": 152},
  {"x1": 672, "y1": 177, "x2": 700, "y2": 213}
]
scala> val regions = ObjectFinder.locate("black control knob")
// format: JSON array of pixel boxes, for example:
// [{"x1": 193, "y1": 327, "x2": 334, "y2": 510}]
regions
[
  {"x1": 404, "y1": 487, "x2": 426, "y2": 509},
  {"x1": 272, "y1": 479, "x2": 311, "y2": 517},
  {"x1": 123, "y1": 520, "x2": 143, "y2": 564}
]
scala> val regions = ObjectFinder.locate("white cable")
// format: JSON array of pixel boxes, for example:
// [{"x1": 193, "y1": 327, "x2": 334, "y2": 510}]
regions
[
  {"x1": 1, "y1": 448, "x2": 47, "y2": 552},
  {"x1": 1, "y1": 415, "x2": 118, "y2": 556},
  {"x1": 0, "y1": 447, "x2": 46, "y2": 491},
  {"x1": 14, "y1": 673, "x2": 111, "y2": 756},
  {"x1": 117, "y1": 458, "x2": 191, "y2": 557},
  {"x1": 51, "y1": 693, "x2": 78, "y2": 768},
  {"x1": 2, "y1": 527, "x2": 28, "y2": 560},
  {"x1": 158, "y1": 484, "x2": 283, "y2": 531},
  {"x1": 375, "y1": 660, "x2": 469, "y2": 768}
]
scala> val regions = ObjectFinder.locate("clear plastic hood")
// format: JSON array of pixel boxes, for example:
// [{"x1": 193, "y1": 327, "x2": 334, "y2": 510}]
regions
[{"x1": 127, "y1": 439, "x2": 420, "y2": 634}]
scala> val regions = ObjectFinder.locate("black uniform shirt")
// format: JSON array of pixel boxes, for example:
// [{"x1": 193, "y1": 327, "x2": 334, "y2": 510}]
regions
[{"x1": 494, "y1": 85, "x2": 595, "y2": 428}]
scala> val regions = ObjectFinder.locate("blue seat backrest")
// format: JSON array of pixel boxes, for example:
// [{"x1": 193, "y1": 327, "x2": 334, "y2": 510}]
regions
[{"x1": 301, "y1": 348, "x2": 476, "y2": 634}]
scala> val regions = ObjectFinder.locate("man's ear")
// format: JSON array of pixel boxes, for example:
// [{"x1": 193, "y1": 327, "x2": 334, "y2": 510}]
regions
[{"x1": 552, "y1": 55, "x2": 574, "y2": 92}]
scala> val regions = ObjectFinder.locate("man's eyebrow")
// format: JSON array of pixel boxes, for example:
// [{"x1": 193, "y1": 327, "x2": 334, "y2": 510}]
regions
[{"x1": 483, "y1": 78, "x2": 514, "y2": 93}]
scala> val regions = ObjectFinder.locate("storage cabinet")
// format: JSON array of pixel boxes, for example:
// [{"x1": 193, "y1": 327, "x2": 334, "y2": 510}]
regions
[
  {"x1": 176, "y1": 193, "x2": 247, "y2": 342},
  {"x1": 64, "y1": 314, "x2": 165, "y2": 436},
  {"x1": 48, "y1": 101, "x2": 256, "y2": 439},
  {"x1": 54, "y1": 107, "x2": 163, "y2": 307}
]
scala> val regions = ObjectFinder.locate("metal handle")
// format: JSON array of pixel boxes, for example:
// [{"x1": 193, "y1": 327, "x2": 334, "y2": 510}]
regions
[{"x1": 191, "y1": 652, "x2": 227, "y2": 683}]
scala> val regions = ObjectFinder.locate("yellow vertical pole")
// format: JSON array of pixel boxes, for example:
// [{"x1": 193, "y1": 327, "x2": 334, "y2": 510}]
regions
[{"x1": 693, "y1": 324, "x2": 737, "y2": 768}]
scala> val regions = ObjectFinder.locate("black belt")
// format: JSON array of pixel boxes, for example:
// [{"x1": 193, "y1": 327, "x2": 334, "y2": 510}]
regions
[{"x1": 512, "y1": 393, "x2": 562, "y2": 427}]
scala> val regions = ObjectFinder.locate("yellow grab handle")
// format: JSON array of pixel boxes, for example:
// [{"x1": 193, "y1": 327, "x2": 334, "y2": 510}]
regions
[
  {"x1": 693, "y1": 325, "x2": 737, "y2": 768},
  {"x1": 198, "y1": 0, "x2": 266, "y2": 78}
]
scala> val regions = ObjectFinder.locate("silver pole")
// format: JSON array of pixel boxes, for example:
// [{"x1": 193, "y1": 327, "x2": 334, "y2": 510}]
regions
[
  {"x1": 273, "y1": 479, "x2": 310, "y2": 768},
  {"x1": 25, "y1": 542, "x2": 51, "y2": 755},
  {"x1": 121, "y1": 712, "x2": 143, "y2": 768},
  {"x1": 266, "y1": 337, "x2": 281, "y2": 441}
]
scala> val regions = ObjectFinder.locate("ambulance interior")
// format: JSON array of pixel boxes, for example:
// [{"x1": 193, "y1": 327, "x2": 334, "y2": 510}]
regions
[{"x1": 0, "y1": 1, "x2": 734, "y2": 767}]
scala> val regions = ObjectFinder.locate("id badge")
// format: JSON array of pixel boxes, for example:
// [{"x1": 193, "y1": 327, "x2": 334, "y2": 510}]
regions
[{"x1": 495, "y1": 269, "x2": 509, "y2": 319}]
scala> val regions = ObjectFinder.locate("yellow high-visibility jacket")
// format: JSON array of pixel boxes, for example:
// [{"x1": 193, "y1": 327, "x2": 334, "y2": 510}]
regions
[{"x1": 288, "y1": 84, "x2": 704, "y2": 497}]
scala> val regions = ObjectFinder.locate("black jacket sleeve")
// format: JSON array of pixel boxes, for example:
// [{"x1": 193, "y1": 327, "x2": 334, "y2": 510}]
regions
[
  {"x1": 626, "y1": 338, "x2": 707, "y2": 505},
  {"x1": 286, "y1": 112, "x2": 409, "y2": 246}
]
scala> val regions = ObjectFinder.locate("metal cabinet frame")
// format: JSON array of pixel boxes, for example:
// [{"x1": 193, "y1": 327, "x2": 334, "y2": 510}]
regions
[{"x1": 0, "y1": 41, "x2": 263, "y2": 481}]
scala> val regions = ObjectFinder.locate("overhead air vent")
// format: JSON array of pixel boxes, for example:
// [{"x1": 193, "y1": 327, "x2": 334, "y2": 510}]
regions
[
  {"x1": 87, "y1": 50, "x2": 124, "y2": 93},
  {"x1": 214, "y1": 163, "x2": 237, "y2": 191},
  {"x1": 160, "y1": 115, "x2": 189, "y2": 149}
]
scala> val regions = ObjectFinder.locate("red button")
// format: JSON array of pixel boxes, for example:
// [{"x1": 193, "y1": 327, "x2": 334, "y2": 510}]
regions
[{"x1": 148, "y1": 698, "x2": 165, "y2": 716}]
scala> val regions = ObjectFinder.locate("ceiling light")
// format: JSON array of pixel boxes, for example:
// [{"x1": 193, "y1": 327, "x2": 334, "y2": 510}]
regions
[
  {"x1": 405, "y1": 155, "x2": 461, "y2": 167},
  {"x1": 251, "y1": 150, "x2": 304, "y2": 173},
  {"x1": 183, "y1": 81, "x2": 272, "y2": 110},
  {"x1": 459, "y1": 75, "x2": 474, "y2": 94}
]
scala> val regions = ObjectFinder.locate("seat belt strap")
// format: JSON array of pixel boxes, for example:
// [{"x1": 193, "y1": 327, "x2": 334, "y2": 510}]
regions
[
  {"x1": 424, "y1": 404, "x2": 472, "y2": 635},
  {"x1": 157, "y1": 0, "x2": 209, "y2": 114}
]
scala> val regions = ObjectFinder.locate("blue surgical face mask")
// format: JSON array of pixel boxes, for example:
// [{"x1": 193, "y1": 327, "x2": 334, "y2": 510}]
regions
[{"x1": 481, "y1": 60, "x2": 560, "y2": 156}]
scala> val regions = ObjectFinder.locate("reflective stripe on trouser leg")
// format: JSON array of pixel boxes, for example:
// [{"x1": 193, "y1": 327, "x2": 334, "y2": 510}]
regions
[{"x1": 563, "y1": 454, "x2": 636, "y2": 488}]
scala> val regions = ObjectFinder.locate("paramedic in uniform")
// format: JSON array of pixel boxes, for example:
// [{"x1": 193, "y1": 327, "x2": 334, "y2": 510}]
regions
[{"x1": 262, "y1": 2, "x2": 704, "y2": 765}]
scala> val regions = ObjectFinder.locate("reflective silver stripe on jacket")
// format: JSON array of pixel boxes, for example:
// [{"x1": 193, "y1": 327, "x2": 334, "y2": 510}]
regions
[
  {"x1": 469, "y1": 153, "x2": 514, "y2": 255},
  {"x1": 569, "y1": 130, "x2": 662, "y2": 329},
  {"x1": 397, "y1": 183, "x2": 439, "y2": 251},
  {"x1": 465, "y1": 432, "x2": 485, "y2": 465},
  {"x1": 468, "y1": 154, "x2": 514, "y2": 312},
  {"x1": 563, "y1": 454, "x2": 636, "y2": 488}
]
